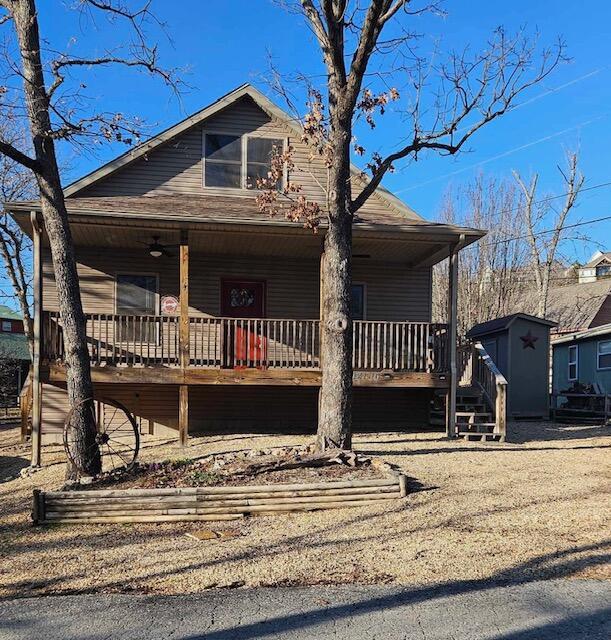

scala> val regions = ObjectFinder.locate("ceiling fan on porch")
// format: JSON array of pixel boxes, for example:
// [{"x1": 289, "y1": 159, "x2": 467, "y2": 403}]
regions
[{"x1": 139, "y1": 235, "x2": 178, "y2": 258}]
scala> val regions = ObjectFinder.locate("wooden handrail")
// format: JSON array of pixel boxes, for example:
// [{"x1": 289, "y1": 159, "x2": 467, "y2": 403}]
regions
[
  {"x1": 42, "y1": 312, "x2": 450, "y2": 374},
  {"x1": 472, "y1": 341, "x2": 507, "y2": 440}
]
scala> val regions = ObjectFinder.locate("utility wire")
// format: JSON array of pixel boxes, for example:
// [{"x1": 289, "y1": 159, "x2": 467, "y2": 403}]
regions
[{"x1": 480, "y1": 213, "x2": 611, "y2": 247}]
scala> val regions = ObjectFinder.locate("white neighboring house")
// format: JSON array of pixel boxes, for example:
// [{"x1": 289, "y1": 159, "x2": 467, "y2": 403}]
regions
[{"x1": 578, "y1": 251, "x2": 611, "y2": 284}]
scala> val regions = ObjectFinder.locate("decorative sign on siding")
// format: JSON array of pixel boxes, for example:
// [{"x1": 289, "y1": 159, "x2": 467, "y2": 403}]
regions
[{"x1": 160, "y1": 295, "x2": 179, "y2": 315}]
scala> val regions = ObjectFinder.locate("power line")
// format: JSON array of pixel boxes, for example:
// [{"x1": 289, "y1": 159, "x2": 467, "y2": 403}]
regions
[
  {"x1": 480, "y1": 213, "x2": 611, "y2": 247},
  {"x1": 470, "y1": 179, "x2": 611, "y2": 219}
]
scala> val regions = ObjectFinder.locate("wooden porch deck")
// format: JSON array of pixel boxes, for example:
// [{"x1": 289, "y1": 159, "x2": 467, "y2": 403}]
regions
[{"x1": 42, "y1": 312, "x2": 450, "y2": 388}]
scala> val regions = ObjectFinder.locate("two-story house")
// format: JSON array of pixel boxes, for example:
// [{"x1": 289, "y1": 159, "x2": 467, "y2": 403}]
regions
[{"x1": 8, "y1": 84, "x2": 485, "y2": 461}]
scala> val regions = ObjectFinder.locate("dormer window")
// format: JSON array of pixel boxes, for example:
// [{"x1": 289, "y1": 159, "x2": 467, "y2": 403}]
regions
[{"x1": 203, "y1": 133, "x2": 283, "y2": 190}]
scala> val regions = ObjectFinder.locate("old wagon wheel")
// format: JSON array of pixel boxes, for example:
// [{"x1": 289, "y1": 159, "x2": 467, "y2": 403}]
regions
[{"x1": 63, "y1": 397, "x2": 140, "y2": 475}]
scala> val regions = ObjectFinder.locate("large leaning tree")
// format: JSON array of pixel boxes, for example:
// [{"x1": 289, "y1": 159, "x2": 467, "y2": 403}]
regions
[
  {"x1": 0, "y1": 0, "x2": 179, "y2": 473},
  {"x1": 259, "y1": 1, "x2": 566, "y2": 450}
]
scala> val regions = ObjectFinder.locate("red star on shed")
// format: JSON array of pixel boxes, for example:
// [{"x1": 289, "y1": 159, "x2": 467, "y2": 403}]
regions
[{"x1": 520, "y1": 330, "x2": 538, "y2": 350}]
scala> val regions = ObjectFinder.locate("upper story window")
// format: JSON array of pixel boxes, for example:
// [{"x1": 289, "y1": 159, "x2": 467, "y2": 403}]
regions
[
  {"x1": 204, "y1": 133, "x2": 284, "y2": 190},
  {"x1": 1, "y1": 320, "x2": 11, "y2": 332},
  {"x1": 598, "y1": 340, "x2": 611, "y2": 370}
]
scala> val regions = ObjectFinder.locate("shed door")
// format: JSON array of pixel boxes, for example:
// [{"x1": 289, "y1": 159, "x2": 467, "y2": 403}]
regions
[{"x1": 220, "y1": 280, "x2": 266, "y2": 367}]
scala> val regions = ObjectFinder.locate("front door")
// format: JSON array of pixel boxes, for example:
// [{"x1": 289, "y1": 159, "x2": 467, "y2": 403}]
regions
[{"x1": 221, "y1": 280, "x2": 266, "y2": 367}]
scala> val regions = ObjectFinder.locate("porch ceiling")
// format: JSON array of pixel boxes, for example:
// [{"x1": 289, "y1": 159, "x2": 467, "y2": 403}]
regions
[
  {"x1": 68, "y1": 222, "x2": 451, "y2": 264},
  {"x1": 12, "y1": 209, "x2": 479, "y2": 266}
]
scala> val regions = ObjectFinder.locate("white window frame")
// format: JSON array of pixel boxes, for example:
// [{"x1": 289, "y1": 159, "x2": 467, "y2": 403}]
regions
[
  {"x1": 567, "y1": 344, "x2": 578, "y2": 381},
  {"x1": 1, "y1": 320, "x2": 11, "y2": 332},
  {"x1": 597, "y1": 339, "x2": 611, "y2": 370},
  {"x1": 202, "y1": 131, "x2": 287, "y2": 191},
  {"x1": 114, "y1": 273, "x2": 160, "y2": 315}
]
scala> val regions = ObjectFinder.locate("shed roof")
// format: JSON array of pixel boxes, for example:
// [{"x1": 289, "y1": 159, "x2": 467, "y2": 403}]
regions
[
  {"x1": 466, "y1": 313, "x2": 557, "y2": 339},
  {"x1": 551, "y1": 322, "x2": 611, "y2": 346}
]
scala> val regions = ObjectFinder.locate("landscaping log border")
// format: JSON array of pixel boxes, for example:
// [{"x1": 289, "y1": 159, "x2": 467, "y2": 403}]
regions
[{"x1": 32, "y1": 475, "x2": 408, "y2": 525}]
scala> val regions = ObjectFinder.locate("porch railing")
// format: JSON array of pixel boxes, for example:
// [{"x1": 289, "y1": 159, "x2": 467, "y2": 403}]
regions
[{"x1": 42, "y1": 312, "x2": 449, "y2": 373}]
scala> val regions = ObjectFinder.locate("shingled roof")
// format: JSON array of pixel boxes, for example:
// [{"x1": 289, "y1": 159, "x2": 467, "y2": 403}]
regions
[{"x1": 512, "y1": 278, "x2": 611, "y2": 334}]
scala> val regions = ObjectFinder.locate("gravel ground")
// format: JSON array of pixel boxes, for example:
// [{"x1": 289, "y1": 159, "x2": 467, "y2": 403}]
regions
[{"x1": 0, "y1": 421, "x2": 609, "y2": 598}]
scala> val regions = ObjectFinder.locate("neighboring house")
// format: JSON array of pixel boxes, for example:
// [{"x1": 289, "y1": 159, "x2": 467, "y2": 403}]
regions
[
  {"x1": 7, "y1": 84, "x2": 484, "y2": 450},
  {"x1": 514, "y1": 278, "x2": 611, "y2": 336},
  {"x1": 465, "y1": 313, "x2": 556, "y2": 418},
  {"x1": 0, "y1": 304, "x2": 30, "y2": 407},
  {"x1": 552, "y1": 323, "x2": 611, "y2": 395},
  {"x1": 577, "y1": 251, "x2": 611, "y2": 284}
]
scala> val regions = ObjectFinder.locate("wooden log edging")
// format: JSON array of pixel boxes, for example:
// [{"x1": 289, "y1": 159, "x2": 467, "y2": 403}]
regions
[{"x1": 32, "y1": 475, "x2": 408, "y2": 525}]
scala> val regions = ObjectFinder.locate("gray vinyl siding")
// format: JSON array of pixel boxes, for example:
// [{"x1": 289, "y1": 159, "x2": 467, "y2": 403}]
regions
[
  {"x1": 73, "y1": 96, "x2": 408, "y2": 222},
  {"x1": 40, "y1": 247, "x2": 433, "y2": 437},
  {"x1": 43, "y1": 247, "x2": 432, "y2": 322}
]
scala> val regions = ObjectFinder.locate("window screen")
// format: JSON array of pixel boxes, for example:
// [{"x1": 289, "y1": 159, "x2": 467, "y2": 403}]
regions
[
  {"x1": 116, "y1": 274, "x2": 157, "y2": 314},
  {"x1": 568, "y1": 345, "x2": 578, "y2": 381},
  {"x1": 205, "y1": 134, "x2": 242, "y2": 188},
  {"x1": 598, "y1": 340, "x2": 611, "y2": 369},
  {"x1": 246, "y1": 138, "x2": 283, "y2": 189},
  {"x1": 351, "y1": 284, "x2": 365, "y2": 321}
]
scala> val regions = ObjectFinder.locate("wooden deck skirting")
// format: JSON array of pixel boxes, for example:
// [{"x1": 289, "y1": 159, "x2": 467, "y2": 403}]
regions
[{"x1": 32, "y1": 476, "x2": 408, "y2": 524}]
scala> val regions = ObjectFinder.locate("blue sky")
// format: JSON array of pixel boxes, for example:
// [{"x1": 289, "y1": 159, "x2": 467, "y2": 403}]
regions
[{"x1": 40, "y1": 1, "x2": 611, "y2": 264}]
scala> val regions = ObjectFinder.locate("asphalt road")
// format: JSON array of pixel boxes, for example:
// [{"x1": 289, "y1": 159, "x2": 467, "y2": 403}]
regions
[{"x1": 1, "y1": 580, "x2": 609, "y2": 639}]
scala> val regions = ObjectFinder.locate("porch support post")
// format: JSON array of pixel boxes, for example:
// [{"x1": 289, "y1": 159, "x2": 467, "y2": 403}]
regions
[
  {"x1": 30, "y1": 211, "x2": 43, "y2": 466},
  {"x1": 179, "y1": 229, "x2": 189, "y2": 369},
  {"x1": 318, "y1": 250, "x2": 325, "y2": 420},
  {"x1": 179, "y1": 229, "x2": 189, "y2": 447},
  {"x1": 445, "y1": 240, "x2": 460, "y2": 438},
  {"x1": 179, "y1": 384, "x2": 189, "y2": 448}
]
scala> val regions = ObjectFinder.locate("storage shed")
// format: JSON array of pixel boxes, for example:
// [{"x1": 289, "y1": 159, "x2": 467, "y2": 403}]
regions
[{"x1": 466, "y1": 313, "x2": 556, "y2": 418}]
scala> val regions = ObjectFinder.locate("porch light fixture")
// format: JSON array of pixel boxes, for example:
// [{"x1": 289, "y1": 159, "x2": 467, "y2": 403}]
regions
[{"x1": 149, "y1": 244, "x2": 163, "y2": 258}]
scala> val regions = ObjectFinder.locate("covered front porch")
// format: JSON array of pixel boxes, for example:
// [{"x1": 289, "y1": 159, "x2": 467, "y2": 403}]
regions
[{"x1": 15, "y1": 203, "x2": 481, "y2": 456}]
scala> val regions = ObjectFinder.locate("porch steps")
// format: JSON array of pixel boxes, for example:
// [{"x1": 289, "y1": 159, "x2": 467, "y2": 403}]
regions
[
  {"x1": 456, "y1": 387, "x2": 500, "y2": 441},
  {"x1": 429, "y1": 388, "x2": 502, "y2": 441}
]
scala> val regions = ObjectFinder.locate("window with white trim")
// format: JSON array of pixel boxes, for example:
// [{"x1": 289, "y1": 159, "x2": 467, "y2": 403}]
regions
[
  {"x1": 597, "y1": 340, "x2": 611, "y2": 370},
  {"x1": 116, "y1": 274, "x2": 158, "y2": 315},
  {"x1": 115, "y1": 274, "x2": 158, "y2": 343},
  {"x1": 1, "y1": 320, "x2": 11, "y2": 332},
  {"x1": 203, "y1": 133, "x2": 284, "y2": 190},
  {"x1": 568, "y1": 344, "x2": 578, "y2": 381}
]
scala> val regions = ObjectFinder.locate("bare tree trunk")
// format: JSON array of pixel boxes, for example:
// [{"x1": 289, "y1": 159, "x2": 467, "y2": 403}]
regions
[
  {"x1": 318, "y1": 214, "x2": 353, "y2": 450},
  {"x1": 12, "y1": 0, "x2": 100, "y2": 473},
  {"x1": 317, "y1": 99, "x2": 353, "y2": 450}
]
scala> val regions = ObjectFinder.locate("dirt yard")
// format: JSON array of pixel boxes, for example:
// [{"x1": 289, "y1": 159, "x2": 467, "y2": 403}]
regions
[{"x1": 1, "y1": 421, "x2": 609, "y2": 597}]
